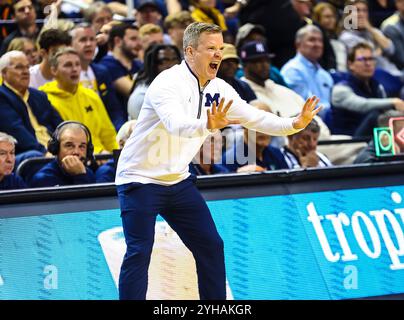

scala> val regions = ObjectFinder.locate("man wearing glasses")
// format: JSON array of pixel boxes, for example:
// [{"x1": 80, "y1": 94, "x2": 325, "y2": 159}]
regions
[
  {"x1": 331, "y1": 42, "x2": 404, "y2": 136},
  {"x1": 0, "y1": 50, "x2": 62, "y2": 168}
]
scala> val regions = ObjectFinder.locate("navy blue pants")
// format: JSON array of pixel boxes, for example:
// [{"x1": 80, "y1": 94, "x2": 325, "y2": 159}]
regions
[{"x1": 116, "y1": 176, "x2": 226, "y2": 300}]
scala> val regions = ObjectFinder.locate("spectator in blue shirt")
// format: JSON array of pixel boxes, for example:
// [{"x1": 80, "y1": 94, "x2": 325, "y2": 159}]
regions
[
  {"x1": 281, "y1": 24, "x2": 334, "y2": 121},
  {"x1": 0, "y1": 132, "x2": 26, "y2": 190},
  {"x1": 30, "y1": 121, "x2": 96, "y2": 187},
  {"x1": 99, "y1": 23, "x2": 143, "y2": 120},
  {"x1": 83, "y1": 2, "x2": 114, "y2": 62},
  {"x1": 71, "y1": 22, "x2": 126, "y2": 131}
]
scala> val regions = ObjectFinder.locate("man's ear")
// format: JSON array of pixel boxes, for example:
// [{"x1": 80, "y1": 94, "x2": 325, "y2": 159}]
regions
[
  {"x1": 347, "y1": 60, "x2": 353, "y2": 72},
  {"x1": 185, "y1": 45, "x2": 194, "y2": 59},
  {"x1": 50, "y1": 65, "x2": 57, "y2": 77},
  {"x1": 114, "y1": 36, "x2": 122, "y2": 49},
  {"x1": 39, "y1": 48, "x2": 48, "y2": 59}
]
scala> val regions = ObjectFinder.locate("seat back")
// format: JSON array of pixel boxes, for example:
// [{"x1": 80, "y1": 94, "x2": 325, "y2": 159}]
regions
[{"x1": 16, "y1": 157, "x2": 54, "y2": 184}]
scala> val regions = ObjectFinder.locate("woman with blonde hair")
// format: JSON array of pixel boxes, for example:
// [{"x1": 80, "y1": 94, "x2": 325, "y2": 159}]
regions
[
  {"x1": 7, "y1": 37, "x2": 40, "y2": 66},
  {"x1": 312, "y1": 2, "x2": 347, "y2": 71}
]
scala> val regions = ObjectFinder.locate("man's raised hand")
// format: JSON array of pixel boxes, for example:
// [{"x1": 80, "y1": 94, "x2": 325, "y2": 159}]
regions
[
  {"x1": 292, "y1": 96, "x2": 323, "y2": 130},
  {"x1": 207, "y1": 98, "x2": 240, "y2": 130}
]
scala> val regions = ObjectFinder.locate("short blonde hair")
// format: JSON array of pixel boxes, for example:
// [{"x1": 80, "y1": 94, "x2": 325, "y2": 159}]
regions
[
  {"x1": 164, "y1": 11, "x2": 194, "y2": 30},
  {"x1": 183, "y1": 22, "x2": 222, "y2": 51},
  {"x1": 139, "y1": 23, "x2": 163, "y2": 37},
  {"x1": 7, "y1": 37, "x2": 37, "y2": 52},
  {"x1": 49, "y1": 47, "x2": 79, "y2": 69}
]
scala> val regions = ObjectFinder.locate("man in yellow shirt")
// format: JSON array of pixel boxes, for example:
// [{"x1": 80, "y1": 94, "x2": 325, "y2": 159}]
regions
[{"x1": 40, "y1": 47, "x2": 118, "y2": 154}]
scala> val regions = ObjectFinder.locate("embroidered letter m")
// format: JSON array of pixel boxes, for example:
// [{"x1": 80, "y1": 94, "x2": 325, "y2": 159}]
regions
[{"x1": 205, "y1": 93, "x2": 220, "y2": 107}]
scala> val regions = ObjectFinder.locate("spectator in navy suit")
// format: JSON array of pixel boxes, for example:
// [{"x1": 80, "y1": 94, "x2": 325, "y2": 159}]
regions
[{"x1": 0, "y1": 51, "x2": 62, "y2": 167}]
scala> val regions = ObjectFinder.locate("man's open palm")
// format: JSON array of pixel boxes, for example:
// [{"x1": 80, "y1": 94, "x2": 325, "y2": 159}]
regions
[
  {"x1": 207, "y1": 98, "x2": 240, "y2": 130},
  {"x1": 293, "y1": 96, "x2": 323, "y2": 130}
]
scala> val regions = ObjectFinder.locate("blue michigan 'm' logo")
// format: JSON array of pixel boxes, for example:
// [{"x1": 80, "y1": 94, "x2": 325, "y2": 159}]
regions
[{"x1": 205, "y1": 93, "x2": 220, "y2": 107}]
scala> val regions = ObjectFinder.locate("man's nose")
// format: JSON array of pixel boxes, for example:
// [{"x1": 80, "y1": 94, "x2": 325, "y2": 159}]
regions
[
  {"x1": 6, "y1": 153, "x2": 14, "y2": 163},
  {"x1": 72, "y1": 146, "x2": 82, "y2": 155},
  {"x1": 214, "y1": 50, "x2": 222, "y2": 59}
]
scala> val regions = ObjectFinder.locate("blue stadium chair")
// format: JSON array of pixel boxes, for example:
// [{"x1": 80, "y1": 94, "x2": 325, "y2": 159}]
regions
[
  {"x1": 329, "y1": 70, "x2": 349, "y2": 84},
  {"x1": 16, "y1": 157, "x2": 54, "y2": 185},
  {"x1": 374, "y1": 68, "x2": 404, "y2": 98},
  {"x1": 16, "y1": 153, "x2": 114, "y2": 185},
  {"x1": 330, "y1": 69, "x2": 403, "y2": 97}
]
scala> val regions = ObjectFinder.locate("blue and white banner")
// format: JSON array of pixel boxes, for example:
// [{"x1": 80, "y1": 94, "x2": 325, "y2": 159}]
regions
[{"x1": 1, "y1": 185, "x2": 404, "y2": 299}]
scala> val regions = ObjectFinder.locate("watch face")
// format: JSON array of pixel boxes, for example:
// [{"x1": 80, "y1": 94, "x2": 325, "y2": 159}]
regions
[{"x1": 98, "y1": 222, "x2": 233, "y2": 299}]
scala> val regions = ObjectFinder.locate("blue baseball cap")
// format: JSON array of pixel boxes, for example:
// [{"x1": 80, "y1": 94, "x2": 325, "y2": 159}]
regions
[
  {"x1": 136, "y1": 0, "x2": 162, "y2": 13},
  {"x1": 239, "y1": 41, "x2": 274, "y2": 63}
]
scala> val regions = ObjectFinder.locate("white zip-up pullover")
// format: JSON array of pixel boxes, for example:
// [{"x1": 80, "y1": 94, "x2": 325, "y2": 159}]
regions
[{"x1": 116, "y1": 61, "x2": 301, "y2": 186}]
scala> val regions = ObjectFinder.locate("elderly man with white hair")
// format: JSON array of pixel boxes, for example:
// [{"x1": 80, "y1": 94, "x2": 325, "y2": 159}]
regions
[
  {"x1": 0, "y1": 50, "x2": 62, "y2": 167},
  {"x1": 281, "y1": 24, "x2": 334, "y2": 120},
  {"x1": 0, "y1": 132, "x2": 26, "y2": 190}
]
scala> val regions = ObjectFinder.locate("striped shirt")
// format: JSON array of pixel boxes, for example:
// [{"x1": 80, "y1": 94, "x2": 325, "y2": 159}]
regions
[{"x1": 281, "y1": 146, "x2": 332, "y2": 169}]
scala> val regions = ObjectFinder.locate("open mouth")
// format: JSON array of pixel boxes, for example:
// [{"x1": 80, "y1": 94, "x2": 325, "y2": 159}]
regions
[{"x1": 209, "y1": 62, "x2": 219, "y2": 71}]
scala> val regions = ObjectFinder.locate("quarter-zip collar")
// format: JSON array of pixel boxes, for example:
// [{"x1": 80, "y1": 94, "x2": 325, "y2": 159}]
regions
[
  {"x1": 184, "y1": 60, "x2": 211, "y2": 89},
  {"x1": 183, "y1": 60, "x2": 211, "y2": 119}
]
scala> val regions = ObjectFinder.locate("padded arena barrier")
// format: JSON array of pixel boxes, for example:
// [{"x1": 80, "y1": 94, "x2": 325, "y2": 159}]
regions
[{"x1": 1, "y1": 162, "x2": 404, "y2": 299}]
